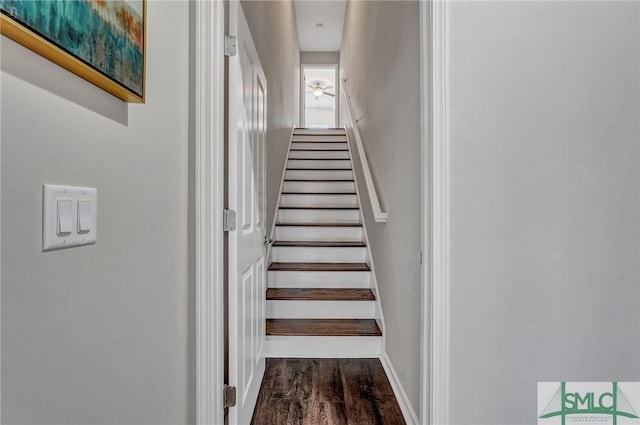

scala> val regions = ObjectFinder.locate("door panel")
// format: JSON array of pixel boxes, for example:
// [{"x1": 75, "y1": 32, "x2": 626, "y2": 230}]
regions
[{"x1": 228, "y1": 1, "x2": 267, "y2": 423}]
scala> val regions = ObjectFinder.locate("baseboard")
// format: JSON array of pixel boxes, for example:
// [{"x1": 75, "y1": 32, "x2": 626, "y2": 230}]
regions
[{"x1": 380, "y1": 351, "x2": 419, "y2": 425}]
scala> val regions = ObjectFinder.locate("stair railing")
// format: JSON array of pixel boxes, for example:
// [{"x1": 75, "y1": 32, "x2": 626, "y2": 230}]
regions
[
  {"x1": 341, "y1": 79, "x2": 388, "y2": 222},
  {"x1": 266, "y1": 126, "x2": 296, "y2": 262}
]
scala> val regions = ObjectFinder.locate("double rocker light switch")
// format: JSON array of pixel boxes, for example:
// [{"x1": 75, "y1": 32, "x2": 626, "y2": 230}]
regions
[{"x1": 43, "y1": 184, "x2": 97, "y2": 251}]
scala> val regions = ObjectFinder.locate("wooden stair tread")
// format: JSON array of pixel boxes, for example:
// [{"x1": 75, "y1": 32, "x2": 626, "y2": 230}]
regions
[
  {"x1": 290, "y1": 148, "x2": 349, "y2": 152},
  {"x1": 281, "y1": 192, "x2": 356, "y2": 195},
  {"x1": 276, "y1": 222, "x2": 362, "y2": 227},
  {"x1": 279, "y1": 206, "x2": 359, "y2": 210},
  {"x1": 287, "y1": 168, "x2": 352, "y2": 171},
  {"x1": 269, "y1": 262, "x2": 371, "y2": 272},
  {"x1": 266, "y1": 288, "x2": 375, "y2": 301},
  {"x1": 284, "y1": 179, "x2": 354, "y2": 182},
  {"x1": 272, "y1": 241, "x2": 366, "y2": 247},
  {"x1": 266, "y1": 319, "x2": 381, "y2": 336},
  {"x1": 293, "y1": 127, "x2": 347, "y2": 132}
]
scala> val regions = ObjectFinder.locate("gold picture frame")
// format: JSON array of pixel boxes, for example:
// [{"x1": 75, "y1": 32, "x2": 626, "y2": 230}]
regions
[{"x1": 0, "y1": 1, "x2": 146, "y2": 103}]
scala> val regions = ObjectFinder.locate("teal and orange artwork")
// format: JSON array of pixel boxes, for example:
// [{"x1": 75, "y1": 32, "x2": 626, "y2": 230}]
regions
[{"x1": 0, "y1": 0, "x2": 144, "y2": 97}]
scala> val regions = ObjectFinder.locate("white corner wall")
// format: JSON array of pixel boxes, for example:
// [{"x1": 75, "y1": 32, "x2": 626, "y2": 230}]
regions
[
  {"x1": 241, "y1": 0, "x2": 300, "y2": 229},
  {"x1": 340, "y1": 0, "x2": 422, "y2": 416},
  {"x1": 448, "y1": 2, "x2": 640, "y2": 424},
  {"x1": 1, "y1": 2, "x2": 191, "y2": 423}
]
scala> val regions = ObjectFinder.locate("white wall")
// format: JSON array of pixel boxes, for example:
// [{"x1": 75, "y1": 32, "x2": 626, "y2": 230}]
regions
[
  {"x1": 305, "y1": 107, "x2": 335, "y2": 128},
  {"x1": 448, "y1": 2, "x2": 640, "y2": 424},
  {"x1": 340, "y1": 0, "x2": 422, "y2": 416},
  {"x1": 1, "y1": 2, "x2": 191, "y2": 423},
  {"x1": 241, "y1": 0, "x2": 300, "y2": 229},
  {"x1": 301, "y1": 51, "x2": 340, "y2": 65}
]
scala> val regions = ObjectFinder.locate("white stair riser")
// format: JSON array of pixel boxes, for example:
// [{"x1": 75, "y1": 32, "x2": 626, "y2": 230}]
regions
[
  {"x1": 265, "y1": 335, "x2": 382, "y2": 358},
  {"x1": 267, "y1": 300, "x2": 375, "y2": 319},
  {"x1": 287, "y1": 159, "x2": 351, "y2": 169},
  {"x1": 289, "y1": 150, "x2": 349, "y2": 159},
  {"x1": 285, "y1": 169, "x2": 353, "y2": 180},
  {"x1": 292, "y1": 135, "x2": 347, "y2": 142},
  {"x1": 280, "y1": 194, "x2": 357, "y2": 208},
  {"x1": 278, "y1": 209, "x2": 360, "y2": 224},
  {"x1": 294, "y1": 129, "x2": 345, "y2": 136},
  {"x1": 283, "y1": 181, "x2": 355, "y2": 193},
  {"x1": 272, "y1": 246, "x2": 366, "y2": 263},
  {"x1": 268, "y1": 271, "x2": 370, "y2": 288},
  {"x1": 275, "y1": 226, "x2": 363, "y2": 242},
  {"x1": 290, "y1": 142, "x2": 347, "y2": 150}
]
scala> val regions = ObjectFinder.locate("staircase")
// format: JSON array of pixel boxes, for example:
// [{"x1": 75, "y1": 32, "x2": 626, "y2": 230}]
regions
[{"x1": 265, "y1": 128, "x2": 383, "y2": 357}]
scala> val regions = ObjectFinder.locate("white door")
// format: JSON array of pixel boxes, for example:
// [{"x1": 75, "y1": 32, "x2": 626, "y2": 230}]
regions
[{"x1": 227, "y1": 1, "x2": 267, "y2": 424}]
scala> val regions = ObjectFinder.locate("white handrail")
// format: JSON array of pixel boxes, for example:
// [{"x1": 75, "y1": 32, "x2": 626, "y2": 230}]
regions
[{"x1": 341, "y1": 79, "x2": 388, "y2": 223}]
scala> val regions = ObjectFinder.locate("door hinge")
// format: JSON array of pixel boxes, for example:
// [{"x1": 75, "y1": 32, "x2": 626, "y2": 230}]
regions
[
  {"x1": 224, "y1": 385, "x2": 237, "y2": 408},
  {"x1": 223, "y1": 209, "x2": 237, "y2": 232},
  {"x1": 419, "y1": 250, "x2": 423, "y2": 266},
  {"x1": 224, "y1": 34, "x2": 237, "y2": 57}
]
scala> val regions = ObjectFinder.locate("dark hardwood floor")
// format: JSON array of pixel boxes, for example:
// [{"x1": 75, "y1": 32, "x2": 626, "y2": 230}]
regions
[{"x1": 251, "y1": 358, "x2": 406, "y2": 425}]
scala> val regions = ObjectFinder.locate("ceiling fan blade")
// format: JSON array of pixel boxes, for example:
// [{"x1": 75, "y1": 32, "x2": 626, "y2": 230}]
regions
[
  {"x1": 324, "y1": 92, "x2": 335, "y2": 97},
  {"x1": 323, "y1": 85, "x2": 334, "y2": 91},
  {"x1": 307, "y1": 85, "x2": 315, "y2": 89}
]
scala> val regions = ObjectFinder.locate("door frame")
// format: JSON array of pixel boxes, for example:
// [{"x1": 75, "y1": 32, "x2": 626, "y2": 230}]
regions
[
  {"x1": 194, "y1": 0, "x2": 225, "y2": 423},
  {"x1": 194, "y1": 1, "x2": 450, "y2": 423},
  {"x1": 420, "y1": 1, "x2": 450, "y2": 424},
  {"x1": 300, "y1": 63, "x2": 339, "y2": 128}
]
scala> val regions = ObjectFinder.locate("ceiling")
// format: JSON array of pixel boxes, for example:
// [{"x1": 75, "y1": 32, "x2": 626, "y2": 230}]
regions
[{"x1": 294, "y1": 0, "x2": 347, "y2": 52}]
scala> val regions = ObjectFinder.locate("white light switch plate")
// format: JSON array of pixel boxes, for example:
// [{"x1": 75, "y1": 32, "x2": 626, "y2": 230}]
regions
[{"x1": 43, "y1": 184, "x2": 97, "y2": 251}]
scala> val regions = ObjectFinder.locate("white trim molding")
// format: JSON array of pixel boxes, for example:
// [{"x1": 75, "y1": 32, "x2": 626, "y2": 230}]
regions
[
  {"x1": 421, "y1": 0, "x2": 450, "y2": 424},
  {"x1": 195, "y1": 0, "x2": 225, "y2": 424},
  {"x1": 380, "y1": 352, "x2": 419, "y2": 425}
]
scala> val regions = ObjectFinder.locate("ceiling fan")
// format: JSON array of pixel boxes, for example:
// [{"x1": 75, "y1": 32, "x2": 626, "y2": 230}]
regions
[{"x1": 306, "y1": 83, "x2": 335, "y2": 98}]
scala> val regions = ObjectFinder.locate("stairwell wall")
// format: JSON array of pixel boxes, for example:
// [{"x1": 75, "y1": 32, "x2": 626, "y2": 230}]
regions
[
  {"x1": 448, "y1": 2, "x2": 640, "y2": 424},
  {"x1": 340, "y1": 0, "x2": 422, "y2": 416},
  {"x1": 241, "y1": 0, "x2": 301, "y2": 230}
]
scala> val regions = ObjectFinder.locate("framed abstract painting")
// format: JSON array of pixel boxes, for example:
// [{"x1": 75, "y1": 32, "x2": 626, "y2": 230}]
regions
[{"x1": 0, "y1": 0, "x2": 146, "y2": 103}]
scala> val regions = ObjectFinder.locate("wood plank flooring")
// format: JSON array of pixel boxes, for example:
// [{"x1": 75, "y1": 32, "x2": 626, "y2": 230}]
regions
[{"x1": 251, "y1": 358, "x2": 405, "y2": 425}]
